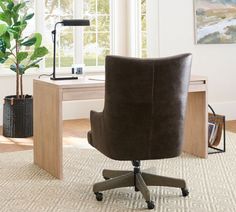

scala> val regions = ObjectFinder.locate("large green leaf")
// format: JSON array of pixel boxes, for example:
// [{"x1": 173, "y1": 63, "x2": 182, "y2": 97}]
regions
[
  {"x1": 11, "y1": 2, "x2": 23, "y2": 23},
  {"x1": 0, "y1": 51, "x2": 11, "y2": 63},
  {"x1": 0, "y1": 38, "x2": 6, "y2": 52},
  {"x1": 3, "y1": 32, "x2": 12, "y2": 48},
  {"x1": 30, "y1": 47, "x2": 48, "y2": 60},
  {"x1": 21, "y1": 37, "x2": 36, "y2": 46},
  {"x1": 0, "y1": 2, "x2": 7, "y2": 11},
  {"x1": 20, "y1": 22, "x2": 27, "y2": 31},
  {"x1": 0, "y1": 10, "x2": 12, "y2": 25},
  {"x1": 0, "y1": 24, "x2": 7, "y2": 36},
  {"x1": 0, "y1": 51, "x2": 5, "y2": 57},
  {"x1": 34, "y1": 33, "x2": 42, "y2": 48},
  {"x1": 10, "y1": 64, "x2": 16, "y2": 71},
  {"x1": 13, "y1": 2, "x2": 25, "y2": 13},
  {"x1": 26, "y1": 64, "x2": 39, "y2": 70},
  {"x1": 10, "y1": 64, "x2": 25, "y2": 74},
  {"x1": 17, "y1": 52, "x2": 28, "y2": 63},
  {"x1": 0, "y1": 13, "x2": 7, "y2": 24},
  {"x1": 7, "y1": 2, "x2": 14, "y2": 10},
  {"x1": 0, "y1": 57, "x2": 8, "y2": 63},
  {"x1": 19, "y1": 64, "x2": 26, "y2": 75},
  {"x1": 25, "y1": 58, "x2": 42, "y2": 71},
  {"x1": 9, "y1": 30, "x2": 14, "y2": 43},
  {"x1": 12, "y1": 12, "x2": 19, "y2": 23},
  {"x1": 8, "y1": 27, "x2": 18, "y2": 33},
  {"x1": 0, "y1": 50, "x2": 9, "y2": 56},
  {"x1": 24, "y1": 13, "x2": 34, "y2": 21},
  {"x1": 13, "y1": 21, "x2": 27, "y2": 32},
  {"x1": 11, "y1": 22, "x2": 26, "y2": 39},
  {"x1": 19, "y1": 36, "x2": 28, "y2": 43}
]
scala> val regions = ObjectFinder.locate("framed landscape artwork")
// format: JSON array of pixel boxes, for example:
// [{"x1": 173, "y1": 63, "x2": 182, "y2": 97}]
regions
[{"x1": 194, "y1": 0, "x2": 236, "y2": 44}]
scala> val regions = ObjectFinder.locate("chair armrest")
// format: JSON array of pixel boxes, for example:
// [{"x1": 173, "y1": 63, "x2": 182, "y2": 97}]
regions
[{"x1": 89, "y1": 110, "x2": 104, "y2": 148}]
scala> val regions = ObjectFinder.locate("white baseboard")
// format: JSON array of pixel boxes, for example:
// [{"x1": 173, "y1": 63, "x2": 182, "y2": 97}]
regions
[{"x1": 209, "y1": 101, "x2": 236, "y2": 121}]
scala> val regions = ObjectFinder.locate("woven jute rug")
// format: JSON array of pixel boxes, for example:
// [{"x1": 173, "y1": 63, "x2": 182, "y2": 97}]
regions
[{"x1": 0, "y1": 133, "x2": 236, "y2": 212}]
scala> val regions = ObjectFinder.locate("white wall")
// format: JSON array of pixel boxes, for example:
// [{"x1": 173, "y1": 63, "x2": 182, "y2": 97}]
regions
[{"x1": 158, "y1": 0, "x2": 236, "y2": 120}]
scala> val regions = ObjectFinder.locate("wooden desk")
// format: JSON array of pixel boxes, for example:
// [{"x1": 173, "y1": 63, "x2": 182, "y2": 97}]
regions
[{"x1": 33, "y1": 75, "x2": 208, "y2": 179}]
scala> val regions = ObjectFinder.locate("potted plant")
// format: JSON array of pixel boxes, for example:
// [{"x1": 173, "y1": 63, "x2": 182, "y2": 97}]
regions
[{"x1": 0, "y1": 0, "x2": 48, "y2": 137}]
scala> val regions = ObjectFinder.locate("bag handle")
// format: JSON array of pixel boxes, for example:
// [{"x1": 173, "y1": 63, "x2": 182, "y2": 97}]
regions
[{"x1": 208, "y1": 104, "x2": 216, "y2": 116}]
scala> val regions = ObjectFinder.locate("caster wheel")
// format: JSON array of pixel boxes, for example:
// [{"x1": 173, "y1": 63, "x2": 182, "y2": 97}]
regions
[
  {"x1": 103, "y1": 177, "x2": 110, "y2": 180},
  {"x1": 181, "y1": 188, "x2": 189, "y2": 197},
  {"x1": 95, "y1": 192, "x2": 103, "y2": 201},
  {"x1": 146, "y1": 201, "x2": 155, "y2": 210}
]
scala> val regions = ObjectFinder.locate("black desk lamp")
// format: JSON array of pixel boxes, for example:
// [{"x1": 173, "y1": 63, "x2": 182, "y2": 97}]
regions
[{"x1": 50, "y1": 19, "x2": 90, "y2": 80}]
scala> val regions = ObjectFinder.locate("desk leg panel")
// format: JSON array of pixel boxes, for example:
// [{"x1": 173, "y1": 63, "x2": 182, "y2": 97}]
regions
[
  {"x1": 183, "y1": 92, "x2": 208, "y2": 158},
  {"x1": 34, "y1": 82, "x2": 63, "y2": 179}
]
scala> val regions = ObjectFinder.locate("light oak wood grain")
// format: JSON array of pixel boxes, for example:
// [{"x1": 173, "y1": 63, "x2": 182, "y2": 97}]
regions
[
  {"x1": 34, "y1": 81, "x2": 63, "y2": 179},
  {"x1": 184, "y1": 92, "x2": 208, "y2": 158}
]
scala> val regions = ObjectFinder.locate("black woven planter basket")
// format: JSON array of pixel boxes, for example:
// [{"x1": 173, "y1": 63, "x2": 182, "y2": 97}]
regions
[{"x1": 3, "y1": 95, "x2": 33, "y2": 138}]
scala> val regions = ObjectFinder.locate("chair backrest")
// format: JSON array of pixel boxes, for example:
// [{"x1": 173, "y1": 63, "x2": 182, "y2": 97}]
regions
[{"x1": 103, "y1": 54, "x2": 192, "y2": 160}]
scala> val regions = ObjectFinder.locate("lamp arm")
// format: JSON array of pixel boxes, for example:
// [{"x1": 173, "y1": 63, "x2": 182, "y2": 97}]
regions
[{"x1": 52, "y1": 22, "x2": 63, "y2": 79}]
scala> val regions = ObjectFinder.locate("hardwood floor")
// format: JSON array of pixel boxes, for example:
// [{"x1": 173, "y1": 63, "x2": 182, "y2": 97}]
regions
[
  {"x1": 225, "y1": 120, "x2": 236, "y2": 133},
  {"x1": 0, "y1": 119, "x2": 90, "y2": 153},
  {"x1": 0, "y1": 119, "x2": 236, "y2": 153}
]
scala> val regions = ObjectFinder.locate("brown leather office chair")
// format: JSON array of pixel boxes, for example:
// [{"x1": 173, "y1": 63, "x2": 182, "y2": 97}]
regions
[{"x1": 88, "y1": 54, "x2": 192, "y2": 209}]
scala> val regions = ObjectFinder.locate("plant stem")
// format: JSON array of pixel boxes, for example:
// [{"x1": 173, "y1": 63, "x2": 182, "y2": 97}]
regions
[
  {"x1": 20, "y1": 75, "x2": 23, "y2": 98},
  {"x1": 15, "y1": 41, "x2": 19, "y2": 99},
  {"x1": 9, "y1": 49, "x2": 17, "y2": 59}
]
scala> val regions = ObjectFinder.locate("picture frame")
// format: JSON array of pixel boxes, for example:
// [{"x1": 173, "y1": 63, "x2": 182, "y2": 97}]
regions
[{"x1": 194, "y1": 0, "x2": 236, "y2": 44}]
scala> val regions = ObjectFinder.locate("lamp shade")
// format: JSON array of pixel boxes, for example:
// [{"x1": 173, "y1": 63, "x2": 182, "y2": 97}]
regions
[{"x1": 62, "y1": 19, "x2": 90, "y2": 26}]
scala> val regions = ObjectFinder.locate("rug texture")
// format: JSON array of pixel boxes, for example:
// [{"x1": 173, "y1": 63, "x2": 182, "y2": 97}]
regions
[{"x1": 0, "y1": 133, "x2": 236, "y2": 212}]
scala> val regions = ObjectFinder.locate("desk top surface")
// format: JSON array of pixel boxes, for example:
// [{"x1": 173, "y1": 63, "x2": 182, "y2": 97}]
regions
[{"x1": 34, "y1": 75, "x2": 207, "y2": 89}]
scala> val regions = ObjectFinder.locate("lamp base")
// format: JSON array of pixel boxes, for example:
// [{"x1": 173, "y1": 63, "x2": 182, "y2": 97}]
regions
[{"x1": 50, "y1": 76, "x2": 78, "y2": 80}]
